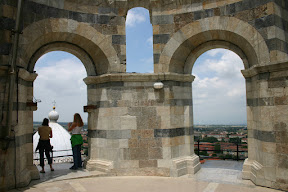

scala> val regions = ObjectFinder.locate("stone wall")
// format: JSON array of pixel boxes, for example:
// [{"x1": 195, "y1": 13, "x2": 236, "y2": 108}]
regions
[
  {"x1": 0, "y1": 0, "x2": 287, "y2": 191},
  {"x1": 84, "y1": 73, "x2": 200, "y2": 176},
  {"x1": 242, "y1": 62, "x2": 288, "y2": 190},
  {"x1": 0, "y1": 67, "x2": 39, "y2": 191}
]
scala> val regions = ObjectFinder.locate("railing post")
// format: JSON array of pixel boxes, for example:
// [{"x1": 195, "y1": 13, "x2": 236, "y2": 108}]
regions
[
  {"x1": 197, "y1": 140, "x2": 200, "y2": 156},
  {"x1": 236, "y1": 143, "x2": 239, "y2": 161}
]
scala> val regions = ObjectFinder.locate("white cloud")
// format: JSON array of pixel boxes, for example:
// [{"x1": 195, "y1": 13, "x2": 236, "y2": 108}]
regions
[
  {"x1": 36, "y1": 54, "x2": 48, "y2": 64},
  {"x1": 34, "y1": 56, "x2": 88, "y2": 122},
  {"x1": 192, "y1": 49, "x2": 247, "y2": 125},
  {"x1": 126, "y1": 9, "x2": 146, "y2": 27},
  {"x1": 206, "y1": 49, "x2": 228, "y2": 57},
  {"x1": 139, "y1": 56, "x2": 154, "y2": 73},
  {"x1": 146, "y1": 36, "x2": 153, "y2": 47}
]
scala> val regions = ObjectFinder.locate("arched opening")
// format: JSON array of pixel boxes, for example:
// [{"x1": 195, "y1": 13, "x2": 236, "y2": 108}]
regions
[
  {"x1": 192, "y1": 48, "x2": 248, "y2": 182},
  {"x1": 159, "y1": 16, "x2": 270, "y2": 74},
  {"x1": 32, "y1": 51, "x2": 88, "y2": 174},
  {"x1": 33, "y1": 51, "x2": 87, "y2": 123},
  {"x1": 126, "y1": 7, "x2": 153, "y2": 73}
]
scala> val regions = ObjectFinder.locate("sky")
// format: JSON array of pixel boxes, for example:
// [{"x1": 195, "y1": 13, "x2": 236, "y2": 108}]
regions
[{"x1": 33, "y1": 7, "x2": 247, "y2": 125}]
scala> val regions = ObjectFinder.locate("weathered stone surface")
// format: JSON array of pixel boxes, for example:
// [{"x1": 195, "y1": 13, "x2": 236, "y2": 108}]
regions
[{"x1": 2, "y1": 1, "x2": 288, "y2": 191}]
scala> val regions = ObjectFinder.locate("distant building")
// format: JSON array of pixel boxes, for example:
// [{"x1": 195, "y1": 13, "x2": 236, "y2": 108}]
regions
[{"x1": 206, "y1": 133, "x2": 227, "y2": 141}]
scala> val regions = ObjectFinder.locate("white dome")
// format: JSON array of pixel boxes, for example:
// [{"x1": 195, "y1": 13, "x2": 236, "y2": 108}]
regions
[
  {"x1": 33, "y1": 107, "x2": 72, "y2": 162},
  {"x1": 33, "y1": 122, "x2": 73, "y2": 160},
  {"x1": 48, "y1": 107, "x2": 59, "y2": 122}
]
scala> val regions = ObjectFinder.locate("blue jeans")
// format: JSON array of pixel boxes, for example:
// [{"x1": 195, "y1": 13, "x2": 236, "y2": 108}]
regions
[{"x1": 72, "y1": 144, "x2": 82, "y2": 168}]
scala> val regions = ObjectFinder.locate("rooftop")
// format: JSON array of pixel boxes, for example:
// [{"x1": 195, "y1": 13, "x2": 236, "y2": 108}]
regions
[{"x1": 8, "y1": 160, "x2": 281, "y2": 192}]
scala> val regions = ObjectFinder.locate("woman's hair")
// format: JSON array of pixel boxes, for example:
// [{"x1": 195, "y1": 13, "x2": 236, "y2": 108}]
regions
[
  {"x1": 73, "y1": 113, "x2": 84, "y2": 127},
  {"x1": 42, "y1": 118, "x2": 49, "y2": 126}
]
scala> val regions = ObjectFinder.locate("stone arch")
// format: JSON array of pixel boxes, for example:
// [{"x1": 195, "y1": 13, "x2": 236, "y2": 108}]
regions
[
  {"x1": 159, "y1": 16, "x2": 270, "y2": 74},
  {"x1": 18, "y1": 18, "x2": 121, "y2": 75},
  {"x1": 28, "y1": 42, "x2": 96, "y2": 76},
  {"x1": 186, "y1": 41, "x2": 249, "y2": 73}
]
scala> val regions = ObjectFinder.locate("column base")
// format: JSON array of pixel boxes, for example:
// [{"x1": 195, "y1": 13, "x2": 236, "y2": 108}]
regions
[
  {"x1": 242, "y1": 158, "x2": 253, "y2": 180},
  {"x1": 85, "y1": 155, "x2": 201, "y2": 177},
  {"x1": 84, "y1": 159, "x2": 114, "y2": 172},
  {"x1": 17, "y1": 165, "x2": 40, "y2": 188},
  {"x1": 242, "y1": 158, "x2": 273, "y2": 188},
  {"x1": 170, "y1": 154, "x2": 201, "y2": 177}
]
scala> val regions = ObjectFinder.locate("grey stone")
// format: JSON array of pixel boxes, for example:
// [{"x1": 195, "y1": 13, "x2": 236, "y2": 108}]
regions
[
  {"x1": 152, "y1": 15, "x2": 174, "y2": 25},
  {"x1": 18, "y1": 79, "x2": 33, "y2": 87},
  {"x1": 228, "y1": 3, "x2": 236, "y2": 15},
  {"x1": 205, "y1": 9, "x2": 214, "y2": 18},
  {"x1": 268, "y1": 77, "x2": 288, "y2": 88},
  {"x1": 0, "y1": 43, "x2": 12, "y2": 55},
  {"x1": 235, "y1": 1, "x2": 243, "y2": 13},
  {"x1": 48, "y1": 0, "x2": 64, "y2": 9},
  {"x1": 246, "y1": 97, "x2": 274, "y2": 106},
  {"x1": 154, "y1": 54, "x2": 160, "y2": 64},
  {"x1": 0, "y1": 17, "x2": 15, "y2": 30},
  {"x1": 153, "y1": 34, "x2": 170, "y2": 44},
  {"x1": 193, "y1": 10, "x2": 203, "y2": 20},
  {"x1": 267, "y1": 39, "x2": 288, "y2": 52},
  {"x1": 112, "y1": 35, "x2": 126, "y2": 45},
  {"x1": 253, "y1": 130, "x2": 276, "y2": 142},
  {"x1": 16, "y1": 133, "x2": 33, "y2": 147},
  {"x1": 97, "y1": 15, "x2": 111, "y2": 24}
]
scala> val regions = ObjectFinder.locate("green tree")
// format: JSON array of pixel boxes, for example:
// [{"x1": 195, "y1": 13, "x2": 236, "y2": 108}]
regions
[
  {"x1": 214, "y1": 143, "x2": 222, "y2": 154},
  {"x1": 199, "y1": 151, "x2": 208, "y2": 156},
  {"x1": 229, "y1": 137, "x2": 241, "y2": 143},
  {"x1": 202, "y1": 137, "x2": 218, "y2": 143}
]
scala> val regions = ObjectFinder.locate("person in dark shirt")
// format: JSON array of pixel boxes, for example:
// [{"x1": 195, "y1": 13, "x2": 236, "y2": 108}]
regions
[{"x1": 36, "y1": 118, "x2": 54, "y2": 173}]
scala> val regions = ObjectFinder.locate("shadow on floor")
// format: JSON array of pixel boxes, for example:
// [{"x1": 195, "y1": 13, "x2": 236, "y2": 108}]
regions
[{"x1": 19, "y1": 162, "x2": 108, "y2": 190}]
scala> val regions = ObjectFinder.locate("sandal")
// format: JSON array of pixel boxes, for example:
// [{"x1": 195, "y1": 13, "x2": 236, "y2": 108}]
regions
[
  {"x1": 40, "y1": 170, "x2": 45, "y2": 173},
  {"x1": 51, "y1": 168, "x2": 54, "y2": 171}
]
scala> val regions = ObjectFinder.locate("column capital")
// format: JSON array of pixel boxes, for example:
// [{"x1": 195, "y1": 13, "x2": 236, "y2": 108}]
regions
[
  {"x1": 84, "y1": 72, "x2": 195, "y2": 85},
  {"x1": 241, "y1": 61, "x2": 288, "y2": 78}
]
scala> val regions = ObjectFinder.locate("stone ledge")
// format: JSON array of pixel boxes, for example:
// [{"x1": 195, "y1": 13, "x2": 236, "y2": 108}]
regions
[
  {"x1": 241, "y1": 61, "x2": 288, "y2": 78},
  {"x1": 85, "y1": 159, "x2": 114, "y2": 173},
  {"x1": 243, "y1": 159, "x2": 273, "y2": 188},
  {"x1": 84, "y1": 73, "x2": 195, "y2": 85},
  {"x1": 18, "y1": 68, "x2": 38, "y2": 82},
  {"x1": 16, "y1": 165, "x2": 39, "y2": 188},
  {"x1": 242, "y1": 158, "x2": 253, "y2": 180},
  {"x1": 115, "y1": 167, "x2": 170, "y2": 177},
  {"x1": 171, "y1": 154, "x2": 200, "y2": 177},
  {"x1": 0, "y1": 66, "x2": 39, "y2": 82}
]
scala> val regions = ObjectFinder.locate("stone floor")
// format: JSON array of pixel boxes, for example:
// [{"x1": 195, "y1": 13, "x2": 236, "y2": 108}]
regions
[
  {"x1": 9, "y1": 160, "x2": 281, "y2": 192},
  {"x1": 189, "y1": 160, "x2": 250, "y2": 186}
]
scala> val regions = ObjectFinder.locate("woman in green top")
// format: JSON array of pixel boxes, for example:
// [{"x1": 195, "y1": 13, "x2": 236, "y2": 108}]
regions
[{"x1": 68, "y1": 113, "x2": 84, "y2": 170}]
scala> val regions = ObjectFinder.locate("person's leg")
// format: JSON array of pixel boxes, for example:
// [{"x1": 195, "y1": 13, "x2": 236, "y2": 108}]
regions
[
  {"x1": 44, "y1": 145, "x2": 54, "y2": 171},
  {"x1": 77, "y1": 145, "x2": 82, "y2": 168},
  {"x1": 71, "y1": 145, "x2": 78, "y2": 169},
  {"x1": 39, "y1": 148, "x2": 45, "y2": 173}
]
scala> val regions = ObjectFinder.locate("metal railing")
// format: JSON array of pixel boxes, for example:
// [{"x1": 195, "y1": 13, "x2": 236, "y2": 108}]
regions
[
  {"x1": 33, "y1": 147, "x2": 88, "y2": 160},
  {"x1": 195, "y1": 140, "x2": 248, "y2": 161}
]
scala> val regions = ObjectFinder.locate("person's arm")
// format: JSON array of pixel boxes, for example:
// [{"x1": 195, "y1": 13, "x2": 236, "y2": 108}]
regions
[
  {"x1": 68, "y1": 122, "x2": 76, "y2": 132},
  {"x1": 49, "y1": 128, "x2": 53, "y2": 138}
]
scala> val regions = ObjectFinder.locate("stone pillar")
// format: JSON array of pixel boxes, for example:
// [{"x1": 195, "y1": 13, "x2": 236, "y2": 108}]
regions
[
  {"x1": 242, "y1": 62, "x2": 288, "y2": 191},
  {"x1": 84, "y1": 73, "x2": 200, "y2": 177},
  {"x1": 0, "y1": 67, "x2": 39, "y2": 191}
]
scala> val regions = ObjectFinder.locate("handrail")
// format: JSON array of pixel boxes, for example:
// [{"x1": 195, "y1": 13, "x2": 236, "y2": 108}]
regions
[
  {"x1": 33, "y1": 148, "x2": 88, "y2": 160},
  {"x1": 195, "y1": 141, "x2": 248, "y2": 161}
]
